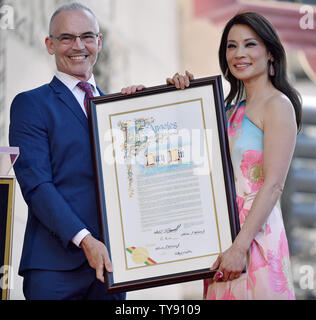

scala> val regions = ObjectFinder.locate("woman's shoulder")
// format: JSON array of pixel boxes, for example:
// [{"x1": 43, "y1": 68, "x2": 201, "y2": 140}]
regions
[
  {"x1": 263, "y1": 93, "x2": 296, "y2": 126},
  {"x1": 265, "y1": 94, "x2": 294, "y2": 116}
]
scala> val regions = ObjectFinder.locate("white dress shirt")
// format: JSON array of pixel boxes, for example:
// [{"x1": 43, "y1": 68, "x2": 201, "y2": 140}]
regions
[{"x1": 55, "y1": 71, "x2": 100, "y2": 247}]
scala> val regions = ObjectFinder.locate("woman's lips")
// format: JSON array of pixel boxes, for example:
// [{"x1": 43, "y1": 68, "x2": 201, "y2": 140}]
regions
[{"x1": 234, "y1": 63, "x2": 251, "y2": 70}]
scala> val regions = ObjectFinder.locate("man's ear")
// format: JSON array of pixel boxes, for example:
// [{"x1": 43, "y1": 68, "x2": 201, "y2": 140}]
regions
[
  {"x1": 45, "y1": 36, "x2": 55, "y2": 55},
  {"x1": 97, "y1": 33, "x2": 103, "y2": 53}
]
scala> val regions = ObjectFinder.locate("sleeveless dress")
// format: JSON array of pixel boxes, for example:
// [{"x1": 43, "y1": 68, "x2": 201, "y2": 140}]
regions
[{"x1": 203, "y1": 100, "x2": 296, "y2": 300}]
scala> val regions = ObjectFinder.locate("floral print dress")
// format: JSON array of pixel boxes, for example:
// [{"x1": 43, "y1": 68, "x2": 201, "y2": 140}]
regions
[{"x1": 204, "y1": 100, "x2": 296, "y2": 300}]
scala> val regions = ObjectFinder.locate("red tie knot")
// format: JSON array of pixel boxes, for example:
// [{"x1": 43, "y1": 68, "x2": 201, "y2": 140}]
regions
[{"x1": 77, "y1": 81, "x2": 94, "y2": 99}]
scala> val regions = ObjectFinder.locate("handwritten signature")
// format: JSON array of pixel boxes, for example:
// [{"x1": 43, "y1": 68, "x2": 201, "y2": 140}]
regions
[
  {"x1": 154, "y1": 224, "x2": 182, "y2": 234},
  {"x1": 155, "y1": 243, "x2": 180, "y2": 251}
]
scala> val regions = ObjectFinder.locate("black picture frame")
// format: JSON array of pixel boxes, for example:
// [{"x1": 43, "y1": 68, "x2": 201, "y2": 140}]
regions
[{"x1": 88, "y1": 76, "x2": 240, "y2": 293}]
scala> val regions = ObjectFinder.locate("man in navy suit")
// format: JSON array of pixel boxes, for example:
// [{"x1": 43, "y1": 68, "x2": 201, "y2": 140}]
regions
[{"x1": 9, "y1": 2, "x2": 125, "y2": 300}]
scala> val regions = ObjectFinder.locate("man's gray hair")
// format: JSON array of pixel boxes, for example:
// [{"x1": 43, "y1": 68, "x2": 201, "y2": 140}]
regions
[{"x1": 49, "y1": 2, "x2": 98, "y2": 34}]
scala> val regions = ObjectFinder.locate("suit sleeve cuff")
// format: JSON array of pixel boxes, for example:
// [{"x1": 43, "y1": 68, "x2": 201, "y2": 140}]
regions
[{"x1": 72, "y1": 229, "x2": 91, "y2": 248}]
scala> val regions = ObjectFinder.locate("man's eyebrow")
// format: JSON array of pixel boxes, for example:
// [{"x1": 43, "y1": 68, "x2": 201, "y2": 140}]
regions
[
  {"x1": 80, "y1": 31, "x2": 98, "y2": 35},
  {"x1": 57, "y1": 31, "x2": 97, "y2": 36}
]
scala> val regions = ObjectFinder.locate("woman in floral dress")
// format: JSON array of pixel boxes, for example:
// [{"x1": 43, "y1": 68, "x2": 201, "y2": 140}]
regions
[{"x1": 166, "y1": 12, "x2": 302, "y2": 299}]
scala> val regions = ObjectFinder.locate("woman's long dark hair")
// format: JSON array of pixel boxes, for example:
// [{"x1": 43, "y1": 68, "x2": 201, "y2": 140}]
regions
[{"x1": 219, "y1": 12, "x2": 302, "y2": 131}]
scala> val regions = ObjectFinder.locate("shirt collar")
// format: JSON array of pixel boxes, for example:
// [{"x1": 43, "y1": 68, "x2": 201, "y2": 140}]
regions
[{"x1": 55, "y1": 70, "x2": 97, "y2": 92}]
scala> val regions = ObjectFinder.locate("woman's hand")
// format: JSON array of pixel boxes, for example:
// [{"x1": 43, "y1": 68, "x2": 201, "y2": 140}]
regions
[
  {"x1": 166, "y1": 70, "x2": 194, "y2": 89},
  {"x1": 211, "y1": 244, "x2": 247, "y2": 282},
  {"x1": 121, "y1": 84, "x2": 145, "y2": 95}
]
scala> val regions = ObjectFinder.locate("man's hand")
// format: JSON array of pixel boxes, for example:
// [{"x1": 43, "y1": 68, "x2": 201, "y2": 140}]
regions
[{"x1": 80, "y1": 234, "x2": 112, "y2": 283}]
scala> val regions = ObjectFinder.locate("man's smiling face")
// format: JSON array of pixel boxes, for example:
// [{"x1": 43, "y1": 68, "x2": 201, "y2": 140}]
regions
[{"x1": 45, "y1": 9, "x2": 103, "y2": 81}]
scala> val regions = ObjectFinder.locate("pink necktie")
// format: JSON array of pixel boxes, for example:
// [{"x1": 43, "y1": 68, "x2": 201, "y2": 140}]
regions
[{"x1": 77, "y1": 82, "x2": 94, "y2": 115}]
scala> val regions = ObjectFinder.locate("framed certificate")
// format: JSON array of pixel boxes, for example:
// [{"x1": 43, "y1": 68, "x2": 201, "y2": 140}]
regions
[{"x1": 89, "y1": 76, "x2": 240, "y2": 293}]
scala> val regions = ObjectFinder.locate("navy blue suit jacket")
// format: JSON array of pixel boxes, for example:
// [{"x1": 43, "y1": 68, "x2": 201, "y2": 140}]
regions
[{"x1": 9, "y1": 76, "x2": 103, "y2": 276}]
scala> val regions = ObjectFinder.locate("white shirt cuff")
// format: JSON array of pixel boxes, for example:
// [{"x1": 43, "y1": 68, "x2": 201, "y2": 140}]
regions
[{"x1": 72, "y1": 229, "x2": 91, "y2": 248}]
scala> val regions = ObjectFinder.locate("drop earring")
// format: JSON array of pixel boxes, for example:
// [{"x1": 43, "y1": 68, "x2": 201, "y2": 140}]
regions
[
  {"x1": 269, "y1": 57, "x2": 275, "y2": 77},
  {"x1": 225, "y1": 68, "x2": 229, "y2": 78}
]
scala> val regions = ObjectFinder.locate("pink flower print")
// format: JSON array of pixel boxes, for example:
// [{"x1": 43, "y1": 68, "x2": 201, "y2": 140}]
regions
[
  {"x1": 236, "y1": 196, "x2": 249, "y2": 226},
  {"x1": 205, "y1": 287, "x2": 236, "y2": 300},
  {"x1": 236, "y1": 195, "x2": 244, "y2": 213},
  {"x1": 205, "y1": 288, "x2": 216, "y2": 300},
  {"x1": 240, "y1": 150, "x2": 264, "y2": 192},
  {"x1": 247, "y1": 240, "x2": 268, "y2": 291},
  {"x1": 265, "y1": 222, "x2": 272, "y2": 236},
  {"x1": 220, "y1": 288, "x2": 236, "y2": 300},
  {"x1": 228, "y1": 105, "x2": 245, "y2": 136},
  {"x1": 267, "y1": 230, "x2": 295, "y2": 299}
]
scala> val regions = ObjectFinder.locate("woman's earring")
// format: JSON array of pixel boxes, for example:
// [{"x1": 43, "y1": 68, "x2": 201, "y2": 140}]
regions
[
  {"x1": 269, "y1": 58, "x2": 275, "y2": 77},
  {"x1": 225, "y1": 68, "x2": 229, "y2": 78}
]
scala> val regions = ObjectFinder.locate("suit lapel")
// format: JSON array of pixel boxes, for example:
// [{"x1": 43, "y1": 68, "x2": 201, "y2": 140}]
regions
[
  {"x1": 49, "y1": 76, "x2": 89, "y2": 132},
  {"x1": 97, "y1": 87, "x2": 105, "y2": 96}
]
